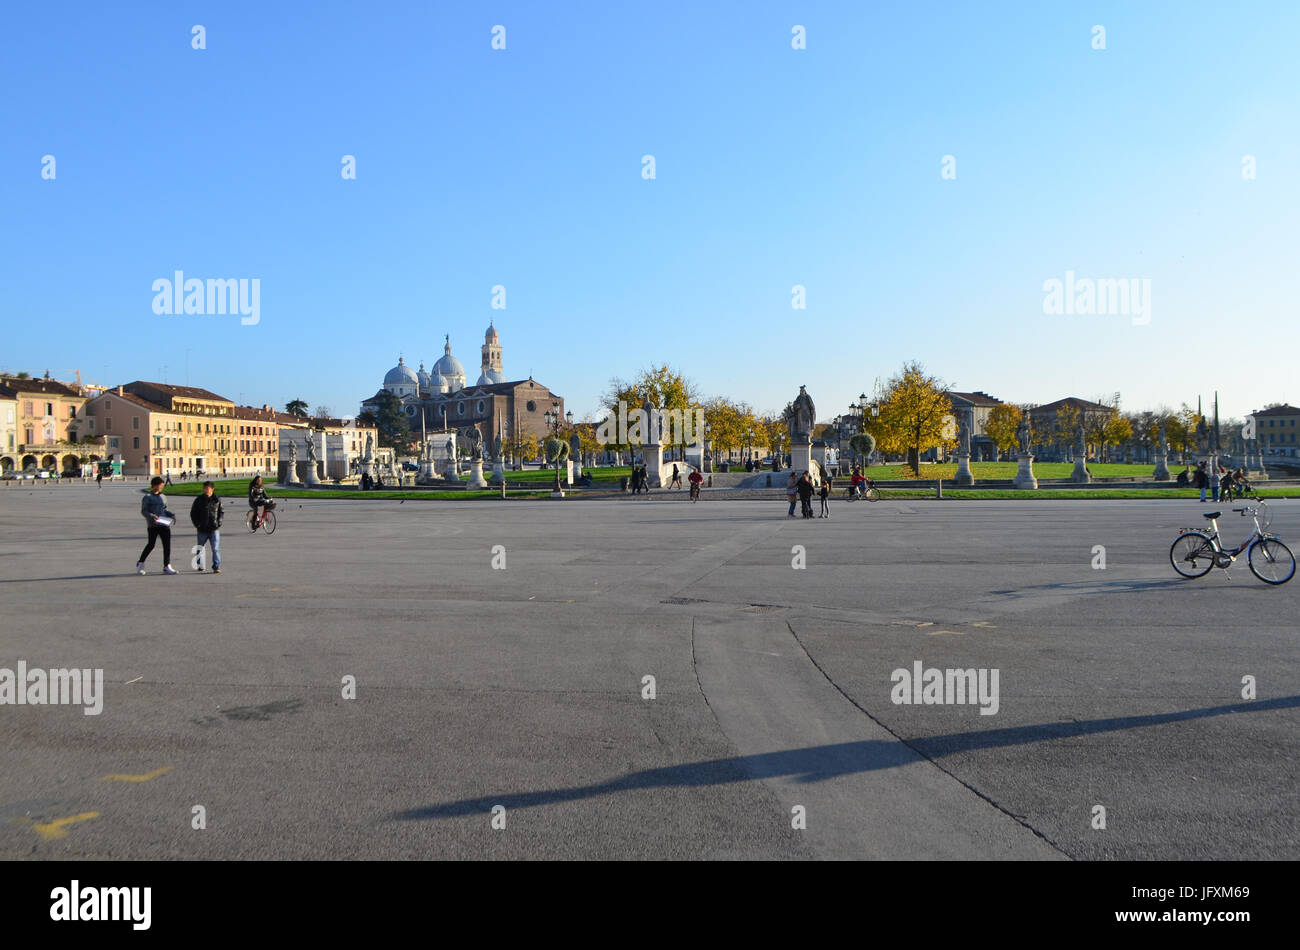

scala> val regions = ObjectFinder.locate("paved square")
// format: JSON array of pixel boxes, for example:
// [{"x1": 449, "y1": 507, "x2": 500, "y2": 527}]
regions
[{"x1": 1, "y1": 484, "x2": 1296, "y2": 859}]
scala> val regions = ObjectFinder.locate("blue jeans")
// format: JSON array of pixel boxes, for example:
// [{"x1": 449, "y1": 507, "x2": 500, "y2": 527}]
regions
[
  {"x1": 197, "y1": 530, "x2": 221, "y2": 569},
  {"x1": 788, "y1": 497, "x2": 797, "y2": 515}
]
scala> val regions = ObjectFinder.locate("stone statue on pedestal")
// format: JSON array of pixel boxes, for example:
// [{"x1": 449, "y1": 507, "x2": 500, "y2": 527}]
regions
[
  {"x1": 958, "y1": 419, "x2": 971, "y2": 455},
  {"x1": 465, "y1": 424, "x2": 483, "y2": 461},
  {"x1": 785, "y1": 386, "x2": 816, "y2": 442},
  {"x1": 364, "y1": 433, "x2": 373, "y2": 460},
  {"x1": 1017, "y1": 416, "x2": 1031, "y2": 455}
]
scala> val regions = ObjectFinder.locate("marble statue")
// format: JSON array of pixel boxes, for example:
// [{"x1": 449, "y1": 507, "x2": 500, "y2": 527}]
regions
[
  {"x1": 786, "y1": 386, "x2": 816, "y2": 441},
  {"x1": 465, "y1": 424, "x2": 483, "y2": 461},
  {"x1": 1017, "y1": 416, "x2": 1031, "y2": 454}
]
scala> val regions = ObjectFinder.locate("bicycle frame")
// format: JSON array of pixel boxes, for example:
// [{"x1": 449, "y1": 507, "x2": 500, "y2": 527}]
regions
[{"x1": 1192, "y1": 508, "x2": 1269, "y2": 559}]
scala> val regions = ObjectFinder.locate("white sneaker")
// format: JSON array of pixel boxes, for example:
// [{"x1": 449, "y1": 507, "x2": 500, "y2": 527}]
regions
[
  {"x1": 163, "y1": 564, "x2": 178, "y2": 575},
  {"x1": 136, "y1": 562, "x2": 146, "y2": 575}
]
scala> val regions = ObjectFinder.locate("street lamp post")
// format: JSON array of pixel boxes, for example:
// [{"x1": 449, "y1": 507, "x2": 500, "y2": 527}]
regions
[
  {"x1": 704, "y1": 422, "x2": 712, "y2": 474},
  {"x1": 746, "y1": 427, "x2": 754, "y2": 468}
]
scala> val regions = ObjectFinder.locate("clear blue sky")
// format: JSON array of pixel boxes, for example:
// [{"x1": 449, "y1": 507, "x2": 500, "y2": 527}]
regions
[{"x1": 3, "y1": 1, "x2": 1297, "y2": 422}]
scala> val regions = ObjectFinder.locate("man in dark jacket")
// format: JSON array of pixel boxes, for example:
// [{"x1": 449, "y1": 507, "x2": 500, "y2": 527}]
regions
[
  {"x1": 797, "y1": 472, "x2": 816, "y2": 518},
  {"x1": 191, "y1": 481, "x2": 224, "y2": 573}
]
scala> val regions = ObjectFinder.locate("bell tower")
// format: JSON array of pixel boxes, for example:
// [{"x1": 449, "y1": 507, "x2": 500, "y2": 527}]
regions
[{"x1": 482, "y1": 320, "x2": 503, "y2": 380}]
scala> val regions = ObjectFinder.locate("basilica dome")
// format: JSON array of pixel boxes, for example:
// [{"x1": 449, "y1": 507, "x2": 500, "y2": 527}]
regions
[{"x1": 384, "y1": 357, "x2": 418, "y2": 387}]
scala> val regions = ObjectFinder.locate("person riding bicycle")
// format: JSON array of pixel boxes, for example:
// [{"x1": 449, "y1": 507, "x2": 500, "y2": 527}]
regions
[
  {"x1": 248, "y1": 475, "x2": 273, "y2": 526},
  {"x1": 850, "y1": 468, "x2": 866, "y2": 498},
  {"x1": 688, "y1": 468, "x2": 703, "y2": 500}
]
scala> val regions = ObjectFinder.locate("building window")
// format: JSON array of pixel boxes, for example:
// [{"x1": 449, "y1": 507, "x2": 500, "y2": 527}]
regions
[
  {"x1": 477, "y1": 400, "x2": 485, "y2": 414},
  {"x1": 106, "y1": 418, "x2": 112, "y2": 429},
  {"x1": 104, "y1": 399, "x2": 111, "y2": 411},
  {"x1": 45, "y1": 402, "x2": 54, "y2": 416},
  {"x1": 458, "y1": 401, "x2": 466, "y2": 416},
  {"x1": 526, "y1": 400, "x2": 536, "y2": 412},
  {"x1": 133, "y1": 437, "x2": 139, "y2": 449},
  {"x1": 132, "y1": 416, "x2": 140, "y2": 430}
]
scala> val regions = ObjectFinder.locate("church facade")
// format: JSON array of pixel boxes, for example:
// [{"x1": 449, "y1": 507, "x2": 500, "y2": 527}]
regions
[{"x1": 361, "y1": 322, "x2": 564, "y2": 455}]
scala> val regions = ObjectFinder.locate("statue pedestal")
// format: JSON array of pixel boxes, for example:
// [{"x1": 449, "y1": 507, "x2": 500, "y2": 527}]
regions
[
  {"x1": 643, "y1": 443, "x2": 664, "y2": 487},
  {"x1": 954, "y1": 452, "x2": 974, "y2": 486},
  {"x1": 304, "y1": 460, "x2": 321, "y2": 487},
  {"x1": 467, "y1": 460, "x2": 488, "y2": 488},
  {"x1": 491, "y1": 460, "x2": 505, "y2": 483},
  {"x1": 1071, "y1": 457, "x2": 1091, "y2": 483},
  {"x1": 1153, "y1": 453, "x2": 1170, "y2": 481},
  {"x1": 279, "y1": 461, "x2": 302, "y2": 486},
  {"x1": 790, "y1": 441, "x2": 813, "y2": 480},
  {"x1": 1013, "y1": 453, "x2": 1038, "y2": 489}
]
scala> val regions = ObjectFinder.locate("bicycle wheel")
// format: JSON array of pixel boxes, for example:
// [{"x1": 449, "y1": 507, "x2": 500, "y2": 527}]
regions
[
  {"x1": 1248, "y1": 537, "x2": 1294, "y2": 585},
  {"x1": 261, "y1": 511, "x2": 276, "y2": 535},
  {"x1": 1170, "y1": 532, "x2": 1215, "y2": 578},
  {"x1": 864, "y1": 487, "x2": 880, "y2": 502}
]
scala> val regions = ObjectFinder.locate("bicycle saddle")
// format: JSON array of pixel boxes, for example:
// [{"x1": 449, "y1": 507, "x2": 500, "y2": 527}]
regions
[{"x1": 1202, "y1": 512, "x2": 1221, "y2": 519}]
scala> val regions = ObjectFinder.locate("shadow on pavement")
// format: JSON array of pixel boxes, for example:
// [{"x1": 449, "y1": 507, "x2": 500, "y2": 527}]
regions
[{"x1": 391, "y1": 694, "x2": 1300, "y2": 819}]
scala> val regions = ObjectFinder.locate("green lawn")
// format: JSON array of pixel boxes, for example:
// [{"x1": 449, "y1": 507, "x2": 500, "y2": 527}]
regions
[
  {"x1": 161, "y1": 479, "x2": 548, "y2": 501},
  {"x1": 862, "y1": 462, "x2": 1172, "y2": 480},
  {"x1": 867, "y1": 486, "x2": 1300, "y2": 500},
  {"x1": 461, "y1": 465, "x2": 632, "y2": 482}
]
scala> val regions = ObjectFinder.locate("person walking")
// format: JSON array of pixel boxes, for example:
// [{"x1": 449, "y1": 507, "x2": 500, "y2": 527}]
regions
[
  {"x1": 164, "y1": 470, "x2": 173, "y2": 487},
  {"x1": 786, "y1": 472, "x2": 798, "y2": 518},
  {"x1": 190, "y1": 480, "x2": 224, "y2": 574},
  {"x1": 1195, "y1": 461, "x2": 1208, "y2": 502},
  {"x1": 137, "y1": 476, "x2": 177, "y2": 575},
  {"x1": 819, "y1": 473, "x2": 831, "y2": 518},
  {"x1": 95, "y1": 469, "x2": 103, "y2": 490},
  {"x1": 797, "y1": 472, "x2": 816, "y2": 519},
  {"x1": 1210, "y1": 464, "x2": 1221, "y2": 502},
  {"x1": 670, "y1": 463, "x2": 682, "y2": 489}
]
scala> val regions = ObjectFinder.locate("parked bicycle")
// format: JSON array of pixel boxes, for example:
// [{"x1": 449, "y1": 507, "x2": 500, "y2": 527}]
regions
[{"x1": 1169, "y1": 503, "x2": 1293, "y2": 585}]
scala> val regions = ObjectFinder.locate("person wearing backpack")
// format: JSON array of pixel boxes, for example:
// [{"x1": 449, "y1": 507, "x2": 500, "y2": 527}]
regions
[{"x1": 190, "y1": 480, "x2": 224, "y2": 574}]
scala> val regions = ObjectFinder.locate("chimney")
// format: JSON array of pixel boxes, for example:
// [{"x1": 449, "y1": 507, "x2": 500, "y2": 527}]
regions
[
  {"x1": 117, "y1": 385, "x2": 124, "y2": 396},
  {"x1": 264, "y1": 404, "x2": 271, "y2": 412}
]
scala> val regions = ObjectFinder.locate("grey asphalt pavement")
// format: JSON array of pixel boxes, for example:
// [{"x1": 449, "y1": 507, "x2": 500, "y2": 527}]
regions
[{"x1": 1, "y1": 483, "x2": 1296, "y2": 859}]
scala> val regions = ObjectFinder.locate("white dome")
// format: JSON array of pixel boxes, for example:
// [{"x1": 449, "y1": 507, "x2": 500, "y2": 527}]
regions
[
  {"x1": 384, "y1": 357, "x2": 418, "y2": 387},
  {"x1": 477, "y1": 369, "x2": 506, "y2": 385},
  {"x1": 485, "y1": 322, "x2": 499, "y2": 343},
  {"x1": 429, "y1": 369, "x2": 450, "y2": 394},
  {"x1": 433, "y1": 336, "x2": 466, "y2": 382},
  {"x1": 417, "y1": 362, "x2": 431, "y2": 390}
]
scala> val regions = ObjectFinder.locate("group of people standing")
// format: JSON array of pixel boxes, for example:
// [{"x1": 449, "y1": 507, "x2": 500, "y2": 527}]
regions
[
  {"x1": 1176, "y1": 461, "x2": 1251, "y2": 502},
  {"x1": 786, "y1": 471, "x2": 831, "y2": 519}
]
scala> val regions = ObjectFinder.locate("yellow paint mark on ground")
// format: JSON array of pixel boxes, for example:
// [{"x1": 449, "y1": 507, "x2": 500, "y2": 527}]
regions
[
  {"x1": 34, "y1": 812, "x2": 98, "y2": 840},
  {"x1": 971, "y1": 621, "x2": 997, "y2": 628},
  {"x1": 915, "y1": 622, "x2": 934, "y2": 628},
  {"x1": 102, "y1": 766, "x2": 173, "y2": 783},
  {"x1": 927, "y1": 629, "x2": 965, "y2": 636}
]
